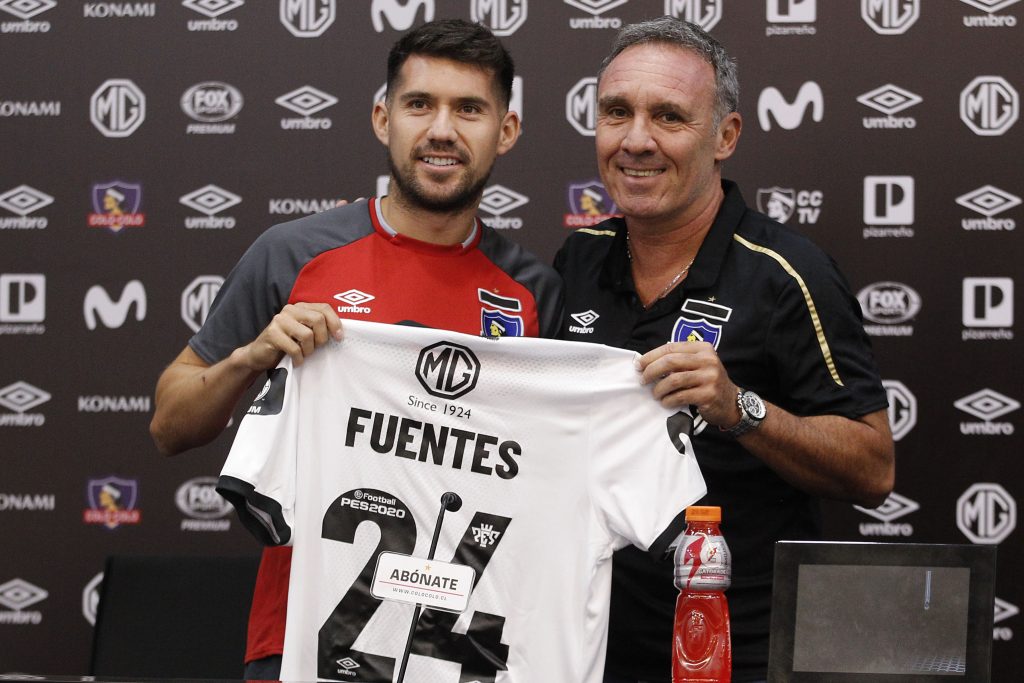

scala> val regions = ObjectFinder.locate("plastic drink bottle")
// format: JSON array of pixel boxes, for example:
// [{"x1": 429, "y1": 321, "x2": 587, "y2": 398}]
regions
[{"x1": 672, "y1": 505, "x2": 732, "y2": 682}]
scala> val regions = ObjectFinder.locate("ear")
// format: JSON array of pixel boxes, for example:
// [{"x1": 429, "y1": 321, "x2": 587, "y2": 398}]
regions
[
  {"x1": 372, "y1": 100, "x2": 390, "y2": 146},
  {"x1": 496, "y1": 109, "x2": 521, "y2": 156},
  {"x1": 714, "y1": 111, "x2": 742, "y2": 162}
]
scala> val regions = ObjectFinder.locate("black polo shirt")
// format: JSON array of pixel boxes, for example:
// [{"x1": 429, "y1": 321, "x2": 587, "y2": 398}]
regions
[{"x1": 554, "y1": 180, "x2": 887, "y2": 682}]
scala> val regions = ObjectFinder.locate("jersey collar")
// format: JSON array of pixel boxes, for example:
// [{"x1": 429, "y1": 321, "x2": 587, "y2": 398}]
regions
[{"x1": 370, "y1": 196, "x2": 482, "y2": 254}]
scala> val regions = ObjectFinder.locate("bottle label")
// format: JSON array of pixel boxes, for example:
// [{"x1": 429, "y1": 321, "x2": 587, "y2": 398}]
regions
[{"x1": 675, "y1": 532, "x2": 731, "y2": 591}]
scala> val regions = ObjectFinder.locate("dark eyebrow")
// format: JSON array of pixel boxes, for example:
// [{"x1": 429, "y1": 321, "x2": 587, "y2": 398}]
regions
[
  {"x1": 398, "y1": 91, "x2": 492, "y2": 111},
  {"x1": 597, "y1": 95, "x2": 629, "y2": 111}
]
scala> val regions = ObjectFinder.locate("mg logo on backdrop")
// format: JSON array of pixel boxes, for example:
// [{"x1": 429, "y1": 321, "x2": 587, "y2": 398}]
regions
[
  {"x1": 416, "y1": 342, "x2": 480, "y2": 399},
  {"x1": 757, "y1": 82, "x2": 823, "y2": 131},
  {"x1": 90, "y1": 79, "x2": 145, "y2": 138},
  {"x1": 861, "y1": 0, "x2": 919, "y2": 34},
  {"x1": 83, "y1": 281, "x2": 146, "y2": 330},
  {"x1": 472, "y1": 0, "x2": 527, "y2": 36},
  {"x1": 665, "y1": 0, "x2": 722, "y2": 31},
  {"x1": 882, "y1": 379, "x2": 916, "y2": 441},
  {"x1": 280, "y1": 0, "x2": 334, "y2": 37},
  {"x1": 960, "y1": 76, "x2": 1019, "y2": 136},
  {"x1": 566, "y1": 77, "x2": 597, "y2": 136},
  {"x1": 371, "y1": 0, "x2": 434, "y2": 32},
  {"x1": 181, "y1": 275, "x2": 224, "y2": 333},
  {"x1": 958, "y1": 483, "x2": 1016, "y2": 544}
]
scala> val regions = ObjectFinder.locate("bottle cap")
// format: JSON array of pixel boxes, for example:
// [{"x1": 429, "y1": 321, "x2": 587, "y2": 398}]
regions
[{"x1": 685, "y1": 505, "x2": 721, "y2": 522}]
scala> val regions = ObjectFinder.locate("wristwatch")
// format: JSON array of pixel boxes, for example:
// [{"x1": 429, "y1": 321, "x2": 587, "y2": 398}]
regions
[{"x1": 723, "y1": 389, "x2": 766, "y2": 437}]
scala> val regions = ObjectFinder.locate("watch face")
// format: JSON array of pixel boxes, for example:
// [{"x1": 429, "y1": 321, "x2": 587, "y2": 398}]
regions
[{"x1": 741, "y1": 392, "x2": 766, "y2": 420}]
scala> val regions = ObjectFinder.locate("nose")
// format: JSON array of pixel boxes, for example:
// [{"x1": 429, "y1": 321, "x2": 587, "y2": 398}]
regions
[
  {"x1": 427, "y1": 107, "x2": 458, "y2": 144},
  {"x1": 620, "y1": 115, "x2": 656, "y2": 155}
]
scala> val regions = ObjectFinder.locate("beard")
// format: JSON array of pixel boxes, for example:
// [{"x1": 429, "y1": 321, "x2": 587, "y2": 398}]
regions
[{"x1": 386, "y1": 144, "x2": 492, "y2": 214}]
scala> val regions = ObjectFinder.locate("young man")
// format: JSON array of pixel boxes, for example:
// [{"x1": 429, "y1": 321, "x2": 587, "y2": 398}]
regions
[
  {"x1": 554, "y1": 18, "x2": 895, "y2": 682},
  {"x1": 150, "y1": 19, "x2": 562, "y2": 679}
]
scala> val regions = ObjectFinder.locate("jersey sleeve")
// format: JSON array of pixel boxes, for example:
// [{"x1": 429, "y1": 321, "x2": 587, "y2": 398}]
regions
[
  {"x1": 765, "y1": 250, "x2": 887, "y2": 419},
  {"x1": 588, "y1": 348, "x2": 707, "y2": 558},
  {"x1": 216, "y1": 360, "x2": 299, "y2": 546}
]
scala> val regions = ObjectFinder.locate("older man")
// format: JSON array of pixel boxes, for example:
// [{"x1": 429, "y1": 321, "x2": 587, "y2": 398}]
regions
[{"x1": 555, "y1": 18, "x2": 895, "y2": 682}]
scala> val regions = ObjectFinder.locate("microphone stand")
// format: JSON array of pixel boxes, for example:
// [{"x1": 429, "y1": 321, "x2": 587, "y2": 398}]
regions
[{"x1": 395, "y1": 492, "x2": 462, "y2": 683}]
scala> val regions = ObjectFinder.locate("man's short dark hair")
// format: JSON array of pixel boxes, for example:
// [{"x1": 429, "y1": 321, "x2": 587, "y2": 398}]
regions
[
  {"x1": 598, "y1": 16, "x2": 739, "y2": 128},
  {"x1": 386, "y1": 19, "x2": 515, "y2": 110}
]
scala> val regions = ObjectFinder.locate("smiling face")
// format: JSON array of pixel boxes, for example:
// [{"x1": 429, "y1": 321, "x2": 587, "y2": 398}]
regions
[
  {"x1": 374, "y1": 55, "x2": 520, "y2": 214},
  {"x1": 596, "y1": 43, "x2": 740, "y2": 232}
]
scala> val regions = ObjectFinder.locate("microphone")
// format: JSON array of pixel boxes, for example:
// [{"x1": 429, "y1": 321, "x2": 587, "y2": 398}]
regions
[{"x1": 441, "y1": 491, "x2": 462, "y2": 512}]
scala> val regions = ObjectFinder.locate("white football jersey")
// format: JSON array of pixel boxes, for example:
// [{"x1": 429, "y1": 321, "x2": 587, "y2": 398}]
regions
[{"x1": 218, "y1": 320, "x2": 706, "y2": 683}]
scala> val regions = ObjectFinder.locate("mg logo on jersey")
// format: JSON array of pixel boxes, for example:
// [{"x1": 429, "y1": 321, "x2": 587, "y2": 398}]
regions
[
  {"x1": 882, "y1": 379, "x2": 916, "y2": 441},
  {"x1": 665, "y1": 0, "x2": 722, "y2": 31},
  {"x1": 958, "y1": 483, "x2": 1016, "y2": 544},
  {"x1": 371, "y1": 0, "x2": 434, "y2": 32},
  {"x1": 416, "y1": 342, "x2": 480, "y2": 399},
  {"x1": 334, "y1": 289, "x2": 375, "y2": 314},
  {"x1": 757, "y1": 82, "x2": 824, "y2": 131},
  {"x1": 855, "y1": 491, "x2": 918, "y2": 537},
  {"x1": 1, "y1": 273, "x2": 45, "y2": 323},
  {"x1": 963, "y1": 277, "x2": 1013, "y2": 328},
  {"x1": 863, "y1": 176, "x2": 913, "y2": 225},
  {"x1": 181, "y1": 275, "x2": 223, "y2": 333},
  {"x1": 280, "y1": 0, "x2": 334, "y2": 37},
  {"x1": 90, "y1": 79, "x2": 145, "y2": 138},
  {"x1": 768, "y1": 0, "x2": 815, "y2": 22},
  {"x1": 861, "y1": 0, "x2": 919, "y2": 34},
  {"x1": 566, "y1": 77, "x2": 597, "y2": 136},
  {"x1": 960, "y1": 76, "x2": 1019, "y2": 136},
  {"x1": 472, "y1": 0, "x2": 527, "y2": 37},
  {"x1": 84, "y1": 280, "x2": 146, "y2": 330}
]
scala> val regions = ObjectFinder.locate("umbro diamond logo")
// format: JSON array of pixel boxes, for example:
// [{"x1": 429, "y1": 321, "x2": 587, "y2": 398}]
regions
[
  {"x1": 956, "y1": 186, "x2": 1021, "y2": 217},
  {"x1": 855, "y1": 491, "x2": 920, "y2": 522},
  {"x1": 480, "y1": 185, "x2": 529, "y2": 216},
  {"x1": 179, "y1": 185, "x2": 242, "y2": 216},
  {"x1": 334, "y1": 290, "x2": 375, "y2": 306},
  {"x1": 0, "y1": 381, "x2": 51, "y2": 413},
  {"x1": 0, "y1": 0, "x2": 56, "y2": 20},
  {"x1": 571, "y1": 310, "x2": 599, "y2": 327},
  {"x1": 0, "y1": 185, "x2": 53, "y2": 216},
  {"x1": 0, "y1": 578, "x2": 49, "y2": 611},
  {"x1": 564, "y1": 0, "x2": 628, "y2": 15},
  {"x1": 183, "y1": 0, "x2": 245, "y2": 17},
  {"x1": 275, "y1": 86, "x2": 338, "y2": 116},
  {"x1": 857, "y1": 84, "x2": 922, "y2": 115},
  {"x1": 954, "y1": 389, "x2": 1020, "y2": 421}
]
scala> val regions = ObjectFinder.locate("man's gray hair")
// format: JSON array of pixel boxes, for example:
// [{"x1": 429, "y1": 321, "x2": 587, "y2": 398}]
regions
[{"x1": 598, "y1": 16, "x2": 739, "y2": 127}]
